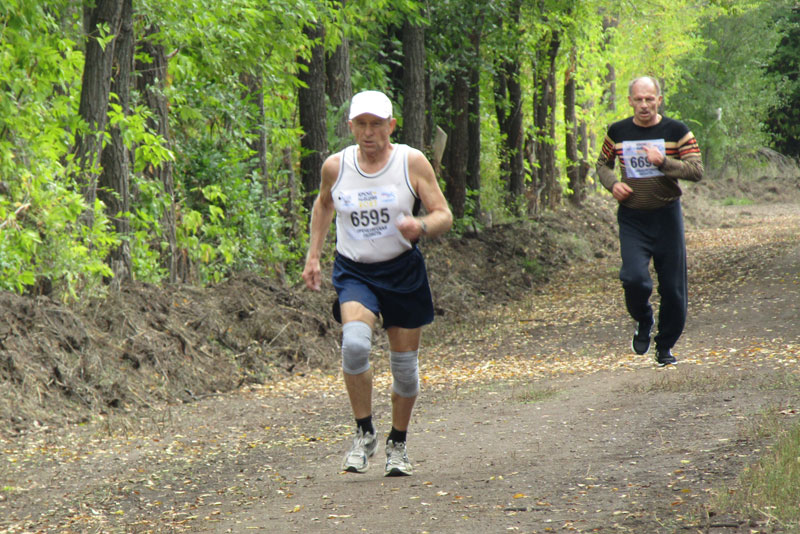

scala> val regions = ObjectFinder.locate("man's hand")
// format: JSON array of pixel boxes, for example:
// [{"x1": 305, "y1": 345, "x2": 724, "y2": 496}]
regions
[
  {"x1": 611, "y1": 181, "x2": 633, "y2": 202},
  {"x1": 396, "y1": 214, "x2": 425, "y2": 241},
  {"x1": 302, "y1": 258, "x2": 322, "y2": 291},
  {"x1": 642, "y1": 143, "x2": 665, "y2": 167}
]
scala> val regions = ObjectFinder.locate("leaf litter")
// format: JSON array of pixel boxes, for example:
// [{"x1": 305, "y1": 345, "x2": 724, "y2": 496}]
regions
[{"x1": 1, "y1": 197, "x2": 800, "y2": 533}]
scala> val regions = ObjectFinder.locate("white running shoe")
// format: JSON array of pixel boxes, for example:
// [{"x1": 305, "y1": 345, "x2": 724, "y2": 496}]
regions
[
  {"x1": 384, "y1": 439, "x2": 412, "y2": 477},
  {"x1": 341, "y1": 428, "x2": 377, "y2": 473}
]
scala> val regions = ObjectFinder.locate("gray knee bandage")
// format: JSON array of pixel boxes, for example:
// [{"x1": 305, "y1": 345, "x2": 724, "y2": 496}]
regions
[
  {"x1": 390, "y1": 350, "x2": 419, "y2": 397},
  {"x1": 341, "y1": 321, "x2": 372, "y2": 375}
]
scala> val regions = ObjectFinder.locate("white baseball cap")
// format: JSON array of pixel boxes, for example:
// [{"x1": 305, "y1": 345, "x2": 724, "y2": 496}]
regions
[{"x1": 348, "y1": 90, "x2": 393, "y2": 120}]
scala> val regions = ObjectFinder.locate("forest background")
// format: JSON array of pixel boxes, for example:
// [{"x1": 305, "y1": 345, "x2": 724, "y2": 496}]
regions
[{"x1": 3, "y1": 0, "x2": 800, "y2": 299}]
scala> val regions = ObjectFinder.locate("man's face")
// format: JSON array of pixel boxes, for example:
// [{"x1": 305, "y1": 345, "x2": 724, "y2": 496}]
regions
[
  {"x1": 349, "y1": 114, "x2": 396, "y2": 155},
  {"x1": 628, "y1": 80, "x2": 662, "y2": 127}
]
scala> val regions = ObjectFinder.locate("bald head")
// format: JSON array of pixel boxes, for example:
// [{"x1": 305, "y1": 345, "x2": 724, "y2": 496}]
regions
[{"x1": 628, "y1": 76, "x2": 661, "y2": 97}]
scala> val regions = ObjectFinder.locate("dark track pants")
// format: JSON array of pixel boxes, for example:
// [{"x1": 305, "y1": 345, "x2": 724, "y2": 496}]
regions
[{"x1": 617, "y1": 200, "x2": 688, "y2": 351}]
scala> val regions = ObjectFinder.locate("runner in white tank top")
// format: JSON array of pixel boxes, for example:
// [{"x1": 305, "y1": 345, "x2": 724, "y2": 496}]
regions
[
  {"x1": 332, "y1": 143, "x2": 420, "y2": 263},
  {"x1": 302, "y1": 90, "x2": 453, "y2": 477}
]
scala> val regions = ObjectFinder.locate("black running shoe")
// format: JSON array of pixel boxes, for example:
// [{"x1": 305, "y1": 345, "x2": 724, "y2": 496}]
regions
[
  {"x1": 632, "y1": 317, "x2": 654, "y2": 355},
  {"x1": 655, "y1": 347, "x2": 677, "y2": 367}
]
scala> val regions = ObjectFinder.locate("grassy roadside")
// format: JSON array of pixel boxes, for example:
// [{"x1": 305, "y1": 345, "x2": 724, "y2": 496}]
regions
[
  {"x1": 634, "y1": 361, "x2": 800, "y2": 528},
  {"x1": 715, "y1": 407, "x2": 800, "y2": 529}
]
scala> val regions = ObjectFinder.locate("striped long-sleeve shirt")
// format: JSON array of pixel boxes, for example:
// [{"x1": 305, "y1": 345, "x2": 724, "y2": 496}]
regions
[{"x1": 596, "y1": 116, "x2": 703, "y2": 210}]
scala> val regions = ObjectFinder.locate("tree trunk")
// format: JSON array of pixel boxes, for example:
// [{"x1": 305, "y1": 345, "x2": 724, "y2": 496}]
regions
[
  {"x1": 564, "y1": 50, "x2": 583, "y2": 206},
  {"x1": 283, "y1": 145, "x2": 299, "y2": 239},
  {"x1": 506, "y1": 63, "x2": 525, "y2": 199},
  {"x1": 602, "y1": 14, "x2": 618, "y2": 114},
  {"x1": 534, "y1": 54, "x2": 546, "y2": 192},
  {"x1": 136, "y1": 25, "x2": 178, "y2": 283},
  {"x1": 466, "y1": 23, "x2": 482, "y2": 220},
  {"x1": 523, "y1": 132, "x2": 541, "y2": 216},
  {"x1": 444, "y1": 73, "x2": 469, "y2": 219},
  {"x1": 579, "y1": 96, "x2": 592, "y2": 190},
  {"x1": 530, "y1": 54, "x2": 543, "y2": 216},
  {"x1": 544, "y1": 66, "x2": 559, "y2": 209},
  {"x1": 98, "y1": 0, "x2": 133, "y2": 286},
  {"x1": 401, "y1": 20, "x2": 426, "y2": 151},
  {"x1": 536, "y1": 31, "x2": 560, "y2": 210},
  {"x1": 424, "y1": 72, "x2": 435, "y2": 150},
  {"x1": 493, "y1": 0, "x2": 525, "y2": 207},
  {"x1": 327, "y1": 0, "x2": 352, "y2": 151},
  {"x1": 298, "y1": 22, "x2": 328, "y2": 211},
  {"x1": 73, "y1": 0, "x2": 124, "y2": 210}
]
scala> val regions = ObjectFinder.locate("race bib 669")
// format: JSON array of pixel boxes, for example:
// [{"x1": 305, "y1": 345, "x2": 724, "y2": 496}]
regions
[{"x1": 622, "y1": 139, "x2": 665, "y2": 178}]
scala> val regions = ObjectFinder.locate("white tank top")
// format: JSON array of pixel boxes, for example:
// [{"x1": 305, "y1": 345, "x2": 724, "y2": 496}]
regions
[{"x1": 332, "y1": 143, "x2": 420, "y2": 263}]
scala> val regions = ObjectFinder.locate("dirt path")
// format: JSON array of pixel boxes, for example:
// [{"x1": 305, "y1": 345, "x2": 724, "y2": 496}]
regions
[{"x1": 2, "y1": 204, "x2": 799, "y2": 534}]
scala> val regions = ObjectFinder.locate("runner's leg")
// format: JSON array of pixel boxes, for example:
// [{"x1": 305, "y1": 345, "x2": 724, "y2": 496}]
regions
[
  {"x1": 341, "y1": 301, "x2": 377, "y2": 419},
  {"x1": 386, "y1": 326, "x2": 422, "y2": 431},
  {"x1": 618, "y1": 207, "x2": 655, "y2": 324}
]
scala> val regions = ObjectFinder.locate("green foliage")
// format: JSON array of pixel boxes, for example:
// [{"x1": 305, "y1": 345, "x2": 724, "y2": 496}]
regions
[
  {"x1": 172, "y1": 134, "x2": 301, "y2": 283},
  {"x1": 450, "y1": 190, "x2": 483, "y2": 235},
  {"x1": 2, "y1": 0, "x2": 797, "y2": 299},
  {"x1": 669, "y1": 2, "x2": 783, "y2": 168},
  {"x1": 764, "y1": 1, "x2": 800, "y2": 158},
  {"x1": 0, "y1": 171, "x2": 116, "y2": 301},
  {"x1": 519, "y1": 257, "x2": 543, "y2": 278},
  {"x1": 128, "y1": 178, "x2": 171, "y2": 283},
  {"x1": 107, "y1": 102, "x2": 174, "y2": 175},
  {"x1": 610, "y1": 0, "x2": 711, "y2": 94},
  {"x1": 720, "y1": 197, "x2": 754, "y2": 206},
  {"x1": 144, "y1": 0, "x2": 318, "y2": 284},
  {"x1": 0, "y1": 2, "x2": 118, "y2": 300}
]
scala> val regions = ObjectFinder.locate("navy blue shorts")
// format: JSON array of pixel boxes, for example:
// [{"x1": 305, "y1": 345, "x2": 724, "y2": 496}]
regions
[{"x1": 332, "y1": 247, "x2": 434, "y2": 329}]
